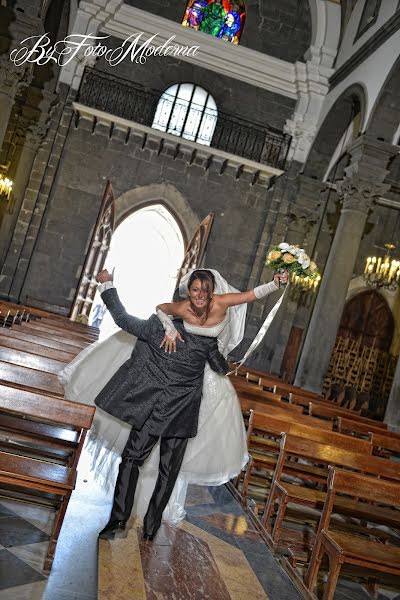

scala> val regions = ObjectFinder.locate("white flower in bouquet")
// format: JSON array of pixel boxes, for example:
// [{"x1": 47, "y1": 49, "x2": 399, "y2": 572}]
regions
[
  {"x1": 278, "y1": 242, "x2": 290, "y2": 251},
  {"x1": 298, "y1": 252, "x2": 310, "y2": 269}
]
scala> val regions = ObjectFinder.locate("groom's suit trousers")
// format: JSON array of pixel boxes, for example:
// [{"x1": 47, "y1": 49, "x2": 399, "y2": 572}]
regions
[{"x1": 109, "y1": 421, "x2": 188, "y2": 535}]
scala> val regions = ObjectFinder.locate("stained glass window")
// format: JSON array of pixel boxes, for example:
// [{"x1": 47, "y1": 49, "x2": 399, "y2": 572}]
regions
[
  {"x1": 182, "y1": 0, "x2": 246, "y2": 45},
  {"x1": 152, "y1": 83, "x2": 218, "y2": 146}
]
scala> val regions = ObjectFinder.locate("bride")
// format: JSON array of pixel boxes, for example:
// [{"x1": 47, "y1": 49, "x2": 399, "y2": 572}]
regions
[{"x1": 60, "y1": 267, "x2": 287, "y2": 536}]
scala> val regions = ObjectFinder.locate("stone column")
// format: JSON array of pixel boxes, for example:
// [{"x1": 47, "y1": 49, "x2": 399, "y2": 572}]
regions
[
  {"x1": 384, "y1": 358, "x2": 400, "y2": 430},
  {"x1": 0, "y1": 58, "x2": 32, "y2": 151},
  {"x1": 294, "y1": 136, "x2": 397, "y2": 392},
  {"x1": 269, "y1": 175, "x2": 325, "y2": 375}
]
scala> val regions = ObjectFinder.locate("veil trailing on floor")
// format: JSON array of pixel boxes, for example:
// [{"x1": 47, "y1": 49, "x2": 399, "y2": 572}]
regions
[{"x1": 60, "y1": 270, "x2": 250, "y2": 523}]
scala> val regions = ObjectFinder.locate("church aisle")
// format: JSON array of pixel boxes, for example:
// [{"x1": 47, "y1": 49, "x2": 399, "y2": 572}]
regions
[{"x1": 1, "y1": 458, "x2": 398, "y2": 600}]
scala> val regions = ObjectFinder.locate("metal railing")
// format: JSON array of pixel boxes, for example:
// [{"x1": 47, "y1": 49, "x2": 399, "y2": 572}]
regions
[{"x1": 78, "y1": 69, "x2": 291, "y2": 169}]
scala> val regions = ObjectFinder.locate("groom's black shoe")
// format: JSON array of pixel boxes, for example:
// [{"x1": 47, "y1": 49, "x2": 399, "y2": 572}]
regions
[{"x1": 98, "y1": 520, "x2": 127, "y2": 540}]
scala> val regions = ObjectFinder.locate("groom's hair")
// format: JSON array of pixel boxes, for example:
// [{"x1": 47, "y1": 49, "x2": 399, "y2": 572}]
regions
[{"x1": 188, "y1": 269, "x2": 215, "y2": 297}]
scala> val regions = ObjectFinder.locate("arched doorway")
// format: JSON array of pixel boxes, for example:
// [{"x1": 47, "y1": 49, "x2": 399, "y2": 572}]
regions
[
  {"x1": 324, "y1": 290, "x2": 396, "y2": 417},
  {"x1": 90, "y1": 204, "x2": 185, "y2": 338},
  {"x1": 338, "y1": 290, "x2": 394, "y2": 351}
]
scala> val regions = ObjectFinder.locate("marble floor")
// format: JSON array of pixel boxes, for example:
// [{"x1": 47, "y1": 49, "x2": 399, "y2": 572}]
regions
[{"x1": 1, "y1": 453, "x2": 399, "y2": 600}]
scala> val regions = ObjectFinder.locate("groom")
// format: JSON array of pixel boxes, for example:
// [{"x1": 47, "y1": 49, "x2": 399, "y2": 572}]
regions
[{"x1": 95, "y1": 270, "x2": 228, "y2": 541}]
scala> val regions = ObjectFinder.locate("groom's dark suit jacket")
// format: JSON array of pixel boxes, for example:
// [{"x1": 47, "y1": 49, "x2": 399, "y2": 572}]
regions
[{"x1": 95, "y1": 288, "x2": 228, "y2": 438}]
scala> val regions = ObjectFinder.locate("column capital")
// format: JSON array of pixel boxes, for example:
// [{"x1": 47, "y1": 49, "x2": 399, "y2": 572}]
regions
[{"x1": 337, "y1": 175, "x2": 390, "y2": 213}]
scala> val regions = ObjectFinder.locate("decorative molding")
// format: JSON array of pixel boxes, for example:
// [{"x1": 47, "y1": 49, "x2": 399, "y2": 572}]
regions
[
  {"x1": 73, "y1": 101, "x2": 284, "y2": 185},
  {"x1": 102, "y1": 5, "x2": 299, "y2": 98},
  {"x1": 59, "y1": 1, "x2": 338, "y2": 166},
  {"x1": 59, "y1": 2, "x2": 298, "y2": 97},
  {"x1": 330, "y1": 9, "x2": 400, "y2": 88}
]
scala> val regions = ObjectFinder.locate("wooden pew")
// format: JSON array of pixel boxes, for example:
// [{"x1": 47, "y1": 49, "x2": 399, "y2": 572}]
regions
[
  {"x1": 309, "y1": 401, "x2": 387, "y2": 429},
  {"x1": 231, "y1": 366, "x2": 321, "y2": 401},
  {"x1": 247, "y1": 410, "x2": 372, "y2": 457},
  {"x1": 239, "y1": 411, "x2": 372, "y2": 504},
  {"x1": 0, "y1": 347, "x2": 66, "y2": 375},
  {"x1": 0, "y1": 361, "x2": 64, "y2": 397},
  {"x1": 18, "y1": 319, "x2": 97, "y2": 343},
  {"x1": 0, "y1": 301, "x2": 99, "y2": 335},
  {"x1": 337, "y1": 416, "x2": 400, "y2": 439},
  {"x1": 0, "y1": 333, "x2": 75, "y2": 363},
  {"x1": 289, "y1": 393, "x2": 362, "y2": 415},
  {"x1": 0, "y1": 307, "x2": 29, "y2": 328},
  {"x1": 232, "y1": 377, "x2": 282, "y2": 402},
  {"x1": 240, "y1": 398, "x2": 333, "y2": 430},
  {"x1": 262, "y1": 379, "x2": 320, "y2": 401},
  {"x1": 12, "y1": 323, "x2": 89, "y2": 349},
  {"x1": 233, "y1": 379, "x2": 305, "y2": 415},
  {"x1": 0, "y1": 384, "x2": 95, "y2": 573},
  {"x1": 39, "y1": 317, "x2": 99, "y2": 340},
  {"x1": 262, "y1": 433, "x2": 400, "y2": 547},
  {"x1": 370, "y1": 431, "x2": 400, "y2": 458},
  {"x1": 0, "y1": 384, "x2": 93, "y2": 468},
  {"x1": 240, "y1": 393, "x2": 303, "y2": 414},
  {"x1": 0, "y1": 328, "x2": 84, "y2": 356},
  {"x1": 305, "y1": 467, "x2": 400, "y2": 599}
]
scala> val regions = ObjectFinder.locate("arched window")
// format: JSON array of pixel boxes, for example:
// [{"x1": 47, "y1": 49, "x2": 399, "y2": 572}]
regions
[
  {"x1": 152, "y1": 83, "x2": 218, "y2": 146},
  {"x1": 181, "y1": 1, "x2": 246, "y2": 45}
]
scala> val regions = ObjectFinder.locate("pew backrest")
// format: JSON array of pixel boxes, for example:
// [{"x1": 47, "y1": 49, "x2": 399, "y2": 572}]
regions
[
  {"x1": 277, "y1": 433, "x2": 400, "y2": 483},
  {"x1": 248, "y1": 410, "x2": 372, "y2": 455}
]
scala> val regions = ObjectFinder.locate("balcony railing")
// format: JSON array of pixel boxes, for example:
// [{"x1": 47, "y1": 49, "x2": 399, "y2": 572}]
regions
[{"x1": 77, "y1": 69, "x2": 291, "y2": 170}]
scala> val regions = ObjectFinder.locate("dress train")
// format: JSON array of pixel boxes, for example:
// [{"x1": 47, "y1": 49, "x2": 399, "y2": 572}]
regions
[{"x1": 60, "y1": 330, "x2": 248, "y2": 524}]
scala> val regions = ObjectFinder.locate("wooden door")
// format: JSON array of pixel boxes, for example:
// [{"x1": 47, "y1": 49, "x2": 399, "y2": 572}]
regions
[
  {"x1": 175, "y1": 212, "x2": 214, "y2": 290},
  {"x1": 70, "y1": 181, "x2": 115, "y2": 321}
]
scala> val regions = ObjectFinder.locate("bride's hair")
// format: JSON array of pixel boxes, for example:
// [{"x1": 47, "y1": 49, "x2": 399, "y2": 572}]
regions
[{"x1": 188, "y1": 269, "x2": 215, "y2": 297}]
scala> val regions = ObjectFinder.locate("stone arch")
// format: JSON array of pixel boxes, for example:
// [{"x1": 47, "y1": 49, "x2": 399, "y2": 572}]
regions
[
  {"x1": 366, "y1": 55, "x2": 400, "y2": 143},
  {"x1": 114, "y1": 183, "x2": 199, "y2": 247},
  {"x1": 303, "y1": 83, "x2": 366, "y2": 180},
  {"x1": 307, "y1": 0, "x2": 341, "y2": 67}
]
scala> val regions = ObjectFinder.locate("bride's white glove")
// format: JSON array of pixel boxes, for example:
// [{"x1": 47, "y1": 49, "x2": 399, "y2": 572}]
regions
[
  {"x1": 253, "y1": 280, "x2": 279, "y2": 299},
  {"x1": 254, "y1": 271, "x2": 289, "y2": 298},
  {"x1": 156, "y1": 308, "x2": 184, "y2": 353}
]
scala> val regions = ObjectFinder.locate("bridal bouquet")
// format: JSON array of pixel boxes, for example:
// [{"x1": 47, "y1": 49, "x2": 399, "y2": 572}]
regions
[{"x1": 266, "y1": 242, "x2": 320, "y2": 282}]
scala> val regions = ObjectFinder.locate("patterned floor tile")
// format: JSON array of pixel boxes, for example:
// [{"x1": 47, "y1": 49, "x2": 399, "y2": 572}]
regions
[
  {"x1": 0, "y1": 500, "x2": 55, "y2": 535},
  {"x1": 8, "y1": 541, "x2": 49, "y2": 573},
  {"x1": 0, "y1": 515, "x2": 49, "y2": 548},
  {"x1": 0, "y1": 503, "x2": 18, "y2": 517},
  {"x1": 185, "y1": 484, "x2": 215, "y2": 506},
  {"x1": 0, "y1": 580, "x2": 48, "y2": 600},
  {"x1": 0, "y1": 550, "x2": 45, "y2": 590}
]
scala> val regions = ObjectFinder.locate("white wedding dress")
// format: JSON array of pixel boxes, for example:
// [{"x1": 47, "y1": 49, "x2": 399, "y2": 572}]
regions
[{"x1": 60, "y1": 271, "x2": 249, "y2": 524}]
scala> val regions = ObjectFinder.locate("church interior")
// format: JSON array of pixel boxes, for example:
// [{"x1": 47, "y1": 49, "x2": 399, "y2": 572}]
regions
[{"x1": 0, "y1": 0, "x2": 400, "y2": 598}]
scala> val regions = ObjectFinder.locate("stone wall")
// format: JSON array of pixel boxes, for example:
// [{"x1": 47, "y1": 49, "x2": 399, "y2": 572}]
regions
[
  {"x1": 18, "y1": 112, "x2": 277, "y2": 310},
  {"x1": 123, "y1": 0, "x2": 312, "y2": 63}
]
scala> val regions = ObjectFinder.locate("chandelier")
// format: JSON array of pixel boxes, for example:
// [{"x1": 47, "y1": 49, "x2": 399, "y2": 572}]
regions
[
  {"x1": 290, "y1": 272, "x2": 321, "y2": 291},
  {"x1": 0, "y1": 174, "x2": 13, "y2": 202},
  {"x1": 364, "y1": 244, "x2": 400, "y2": 291}
]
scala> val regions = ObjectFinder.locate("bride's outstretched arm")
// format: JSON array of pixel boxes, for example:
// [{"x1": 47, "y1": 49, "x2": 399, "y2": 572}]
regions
[{"x1": 217, "y1": 271, "x2": 288, "y2": 309}]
